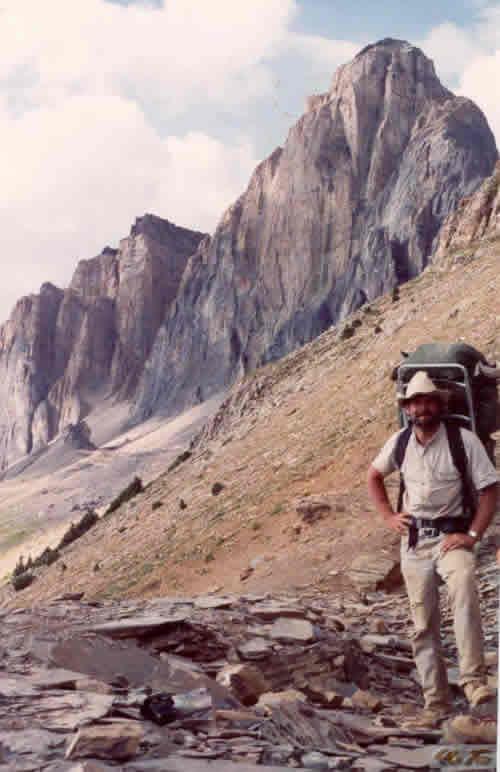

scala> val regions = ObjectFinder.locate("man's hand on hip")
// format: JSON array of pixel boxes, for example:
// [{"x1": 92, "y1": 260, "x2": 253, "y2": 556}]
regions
[
  {"x1": 440, "y1": 533, "x2": 476, "y2": 554},
  {"x1": 386, "y1": 512, "x2": 412, "y2": 534}
]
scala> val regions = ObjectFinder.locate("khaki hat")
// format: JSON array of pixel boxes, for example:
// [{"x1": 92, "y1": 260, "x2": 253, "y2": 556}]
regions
[{"x1": 398, "y1": 371, "x2": 448, "y2": 405}]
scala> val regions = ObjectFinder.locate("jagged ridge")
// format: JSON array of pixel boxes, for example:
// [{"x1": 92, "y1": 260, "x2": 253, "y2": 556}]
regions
[
  {"x1": 0, "y1": 215, "x2": 206, "y2": 468},
  {"x1": 133, "y1": 39, "x2": 497, "y2": 421}
]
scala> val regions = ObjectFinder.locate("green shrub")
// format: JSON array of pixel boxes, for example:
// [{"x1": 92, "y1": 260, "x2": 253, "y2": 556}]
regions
[
  {"x1": 34, "y1": 546, "x2": 60, "y2": 567},
  {"x1": 13, "y1": 554, "x2": 27, "y2": 577},
  {"x1": 168, "y1": 451, "x2": 192, "y2": 473},
  {"x1": 12, "y1": 571, "x2": 35, "y2": 591},
  {"x1": 105, "y1": 477, "x2": 143, "y2": 516},
  {"x1": 58, "y1": 509, "x2": 99, "y2": 549}
]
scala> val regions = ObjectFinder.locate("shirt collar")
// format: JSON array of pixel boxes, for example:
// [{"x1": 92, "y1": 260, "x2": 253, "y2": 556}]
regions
[{"x1": 411, "y1": 421, "x2": 445, "y2": 451}]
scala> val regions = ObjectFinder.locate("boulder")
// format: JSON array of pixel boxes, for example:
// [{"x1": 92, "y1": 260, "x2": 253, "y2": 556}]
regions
[
  {"x1": 216, "y1": 664, "x2": 269, "y2": 706},
  {"x1": 66, "y1": 721, "x2": 144, "y2": 761}
]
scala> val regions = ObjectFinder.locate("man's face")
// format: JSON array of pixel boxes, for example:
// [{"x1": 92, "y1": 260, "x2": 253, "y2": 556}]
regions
[{"x1": 404, "y1": 394, "x2": 443, "y2": 429}]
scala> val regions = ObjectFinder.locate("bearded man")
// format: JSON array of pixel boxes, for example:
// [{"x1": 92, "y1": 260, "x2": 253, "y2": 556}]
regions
[{"x1": 367, "y1": 371, "x2": 498, "y2": 729}]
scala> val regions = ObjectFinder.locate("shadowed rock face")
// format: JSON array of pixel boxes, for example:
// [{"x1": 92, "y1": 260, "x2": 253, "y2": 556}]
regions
[
  {"x1": 0, "y1": 216, "x2": 206, "y2": 468},
  {"x1": 133, "y1": 39, "x2": 497, "y2": 420},
  {"x1": 434, "y1": 160, "x2": 500, "y2": 261},
  {"x1": 0, "y1": 40, "x2": 497, "y2": 471}
]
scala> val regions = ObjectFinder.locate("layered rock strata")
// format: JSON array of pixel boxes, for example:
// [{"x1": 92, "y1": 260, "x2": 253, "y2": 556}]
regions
[
  {"x1": 134, "y1": 39, "x2": 497, "y2": 420},
  {"x1": 0, "y1": 216, "x2": 205, "y2": 468},
  {"x1": 434, "y1": 160, "x2": 500, "y2": 260},
  {"x1": 0, "y1": 39, "x2": 498, "y2": 471}
]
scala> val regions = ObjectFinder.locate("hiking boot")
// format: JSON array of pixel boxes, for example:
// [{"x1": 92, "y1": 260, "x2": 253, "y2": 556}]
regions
[
  {"x1": 401, "y1": 705, "x2": 450, "y2": 730},
  {"x1": 444, "y1": 714, "x2": 497, "y2": 745},
  {"x1": 463, "y1": 682, "x2": 496, "y2": 707}
]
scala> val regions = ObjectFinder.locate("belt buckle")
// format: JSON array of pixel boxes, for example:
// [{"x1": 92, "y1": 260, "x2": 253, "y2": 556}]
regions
[{"x1": 421, "y1": 526, "x2": 439, "y2": 539}]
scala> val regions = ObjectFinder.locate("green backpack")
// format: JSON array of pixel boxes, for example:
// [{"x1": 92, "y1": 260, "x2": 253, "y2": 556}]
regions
[{"x1": 392, "y1": 342, "x2": 499, "y2": 464}]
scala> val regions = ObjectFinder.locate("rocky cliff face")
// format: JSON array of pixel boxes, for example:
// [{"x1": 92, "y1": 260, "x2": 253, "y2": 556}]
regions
[
  {"x1": 133, "y1": 39, "x2": 498, "y2": 420},
  {"x1": 0, "y1": 216, "x2": 205, "y2": 468},
  {"x1": 1, "y1": 39, "x2": 498, "y2": 472},
  {"x1": 434, "y1": 160, "x2": 500, "y2": 261}
]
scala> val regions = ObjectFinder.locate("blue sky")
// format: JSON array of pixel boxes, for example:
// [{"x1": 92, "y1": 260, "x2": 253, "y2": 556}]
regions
[
  {"x1": 0, "y1": 0, "x2": 499, "y2": 321},
  {"x1": 294, "y1": 0, "x2": 476, "y2": 39}
]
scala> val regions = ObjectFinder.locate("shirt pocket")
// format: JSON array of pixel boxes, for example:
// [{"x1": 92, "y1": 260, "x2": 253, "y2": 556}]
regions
[{"x1": 427, "y1": 467, "x2": 461, "y2": 513}]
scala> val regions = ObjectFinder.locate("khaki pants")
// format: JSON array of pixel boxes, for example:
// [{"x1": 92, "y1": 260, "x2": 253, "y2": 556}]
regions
[{"x1": 401, "y1": 535, "x2": 486, "y2": 708}]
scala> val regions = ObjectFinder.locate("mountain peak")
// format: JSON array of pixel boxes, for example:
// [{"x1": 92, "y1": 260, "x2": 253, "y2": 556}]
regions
[
  {"x1": 356, "y1": 38, "x2": 417, "y2": 57},
  {"x1": 328, "y1": 36, "x2": 446, "y2": 104}
]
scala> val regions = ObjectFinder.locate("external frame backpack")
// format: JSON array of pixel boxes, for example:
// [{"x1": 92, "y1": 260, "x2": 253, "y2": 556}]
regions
[
  {"x1": 392, "y1": 342, "x2": 499, "y2": 463},
  {"x1": 391, "y1": 342, "x2": 499, "y2": 545}
]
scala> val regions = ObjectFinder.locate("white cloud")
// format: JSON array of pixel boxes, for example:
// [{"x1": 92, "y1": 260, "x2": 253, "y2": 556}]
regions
[
  {"x1": 288, "y1": 33, "x2": 359, "y2": 80},
  {"x1": 1, "y1": 0, "x2": 296, "y2": 115},
  {"x1": 0, "y1": 0, "x2": 365, "y2": 322},
  {"x1": 0, "y1": 94, "x2": 258, "y2": 318},
  {"x1": 0, "y1": 0, "x2": 298, "y2": 320},
  {"x1": 459, "y1": 50, "x2": 500, "y2": 145},
  {"x1": 418, "y1": 22, "x2": 481, "y2": 81},
  {"x1": 16, "y1": 0, "x2": 500, "y2": 329},
  {"x1": 418, "y1": 5, "x2": 500, "y2": 146}
]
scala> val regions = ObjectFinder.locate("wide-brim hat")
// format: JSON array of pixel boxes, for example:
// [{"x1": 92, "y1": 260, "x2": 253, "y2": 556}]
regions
[{"x1": 398, "y1": 370, "x2": 449, "y2": 406}]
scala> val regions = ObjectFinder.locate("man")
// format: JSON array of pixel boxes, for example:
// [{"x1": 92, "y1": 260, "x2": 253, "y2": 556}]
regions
[{"x1": 367, "y1": 371, "x2": 498, "y2": 729}]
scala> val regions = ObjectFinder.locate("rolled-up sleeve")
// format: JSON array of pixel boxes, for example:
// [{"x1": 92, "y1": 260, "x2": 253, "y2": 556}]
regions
[
  {"x1": 462, "y1": 430, "x2": 499, "y2": 491},
  {"x1": 372, "y1": 432, "x2": 400, "y2": 477}
]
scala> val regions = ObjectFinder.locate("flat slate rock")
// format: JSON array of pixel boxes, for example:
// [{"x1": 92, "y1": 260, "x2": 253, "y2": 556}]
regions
[
  {"x1": 352, "y1": 759, "x2": 397, "y2": 772},
  {"x1": 16, "y1": 692, "x2": 114, "y2": 731},
  {"x1": 48, "y1": 764, "x2": 115, "y2": 771},
  {"x1": 30, "y1": 667, "x2": 89, "y2": 690},
  {"x1": 89, "y1": 615, "x2": 188, "y2": 638},
  {"x1": 348, "y1": 555, "x2": 402, "y2": 592},
  {"x1": 248, "y1": 602, "x2": 306, "y2": 620},
  {"x1": 237, "y1": 638, "x2": 275, "y2": 659},
  {"x1": 194, "y1": 596, "x2": 235, "y2": 610},
  {"x1": 0, "y1": 675, "x2": 39, "y2": 698},
  {"x1": 66, "y1": 721, "x2": 144, "y2": 761},
  {"x1": 0, "y1": 728, "x2": 65, "y2": 757},
  {"x1": 126, "y1": 759, "x2": 310, "y2": 771},
  {"x1": 269, "y1": 618, "x2": 316, "y2": 643},
  {"x1": 367, "y1": 743, "x2": 442, "y2": 769}
]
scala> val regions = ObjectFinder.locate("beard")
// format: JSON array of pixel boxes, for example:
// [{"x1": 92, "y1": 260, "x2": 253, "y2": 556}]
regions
[{"x1": 413, "y1": 412, "x2": 441, "y2": 429}]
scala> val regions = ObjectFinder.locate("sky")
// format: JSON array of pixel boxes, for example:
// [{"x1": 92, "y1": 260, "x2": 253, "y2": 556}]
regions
[{"x1": 0, "y1": 0, "x2": 499, "y2": 322}]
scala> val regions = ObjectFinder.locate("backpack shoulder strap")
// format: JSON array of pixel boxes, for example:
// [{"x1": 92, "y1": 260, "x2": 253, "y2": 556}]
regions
[
  {"x1": 445, "y1": 422, "x2": 475, "y2": 520},
  {"x1": 394, "y1": 426, "x2": 412, "y2": 512},
  {"x1": 394, "y1": 426, "x2": 412, "y2": 469}
]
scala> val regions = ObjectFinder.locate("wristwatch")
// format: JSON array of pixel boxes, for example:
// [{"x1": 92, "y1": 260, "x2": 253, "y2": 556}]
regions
[{"x1": 467, "y1": 529, "x2": 480, "y2": 542}]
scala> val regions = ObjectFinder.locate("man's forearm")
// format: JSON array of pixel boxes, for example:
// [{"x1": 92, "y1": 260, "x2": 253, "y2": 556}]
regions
[
  {"x1": 367, "y1": 467, "x2": 395, "y2": 521},
  {"x1": 470, "y1": 484, "x2": 498, "y2": 537}
]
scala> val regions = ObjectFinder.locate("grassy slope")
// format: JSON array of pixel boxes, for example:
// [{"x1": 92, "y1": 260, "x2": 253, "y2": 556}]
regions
[{"x1": 10, "y1": 241, "x2": 500, "y2": 605}]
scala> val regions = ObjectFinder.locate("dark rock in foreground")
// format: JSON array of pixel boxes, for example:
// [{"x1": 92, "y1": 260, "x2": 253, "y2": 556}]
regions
[{"x1": 0, "y1": 531, "x2": 497, "y2": 770}]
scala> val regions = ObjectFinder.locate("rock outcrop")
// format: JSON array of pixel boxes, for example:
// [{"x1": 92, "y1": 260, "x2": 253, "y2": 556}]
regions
[
  {"x1": 1, "y1": 547, "x2": 497, "y2": 768},
  {"x1": 0, "y1": 39, "x2": 497, "y2": 472},
  {"x1": 0, "y1": 216, "x2": 205, "y2": 468},
  {"x1": 434, "y1": 160, "x2": 500, "y2": 261},
  {"x1": 134, "y1": 39, "x2": 497, "y2": 420}
]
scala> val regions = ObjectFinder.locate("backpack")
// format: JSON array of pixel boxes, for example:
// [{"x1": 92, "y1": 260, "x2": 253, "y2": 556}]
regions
[
  {"x1": 392, "y1": 342, "x2": 499, "y2": 525},
  {"x1": 392, "y1": 342, "x2": 499, "y2": 464}
]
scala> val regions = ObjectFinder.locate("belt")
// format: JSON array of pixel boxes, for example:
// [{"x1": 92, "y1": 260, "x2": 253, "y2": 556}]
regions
[{"x1": 408, "y1": 516, "x2": 470, "y2": 550}]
